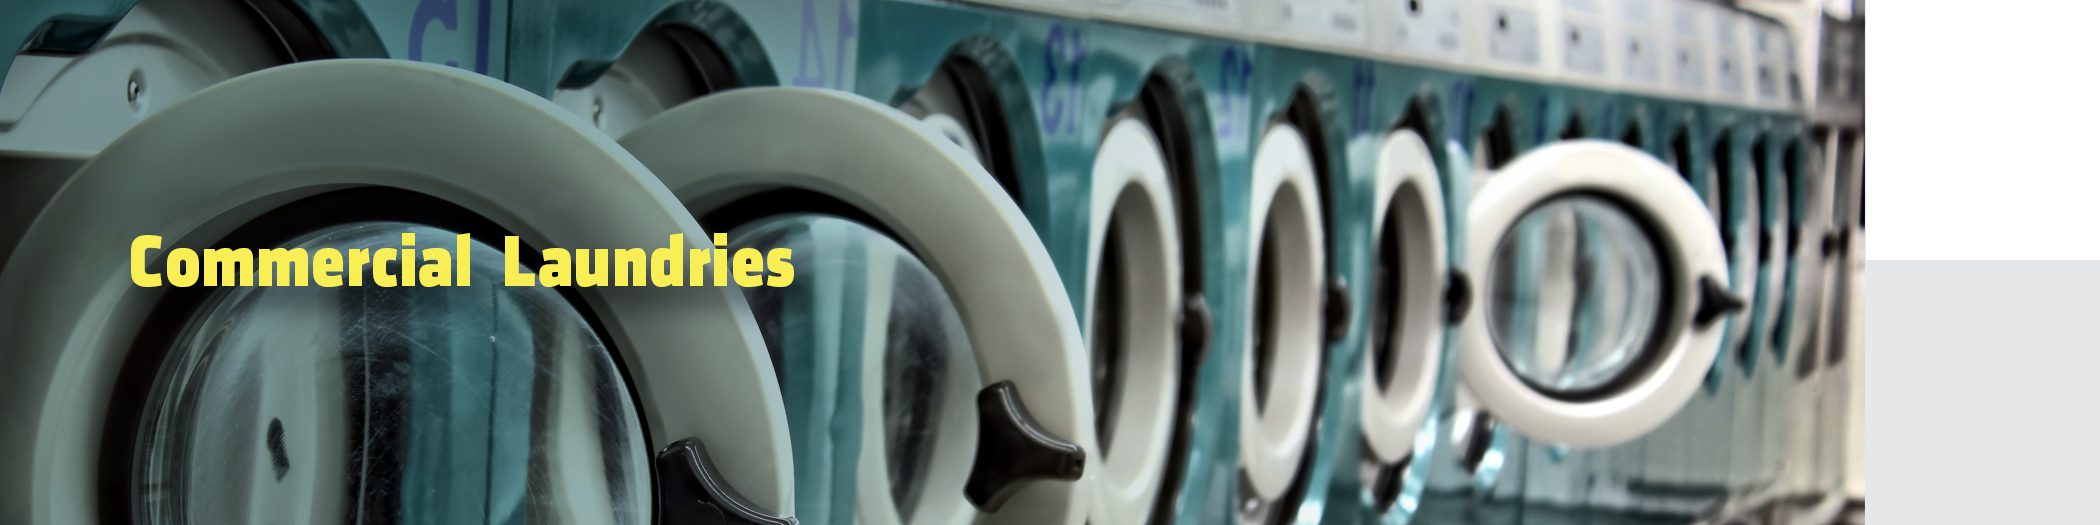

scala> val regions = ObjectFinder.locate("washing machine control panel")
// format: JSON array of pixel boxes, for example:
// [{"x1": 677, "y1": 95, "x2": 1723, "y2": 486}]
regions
[
  {"x1": 1251, "y1": 0, "x2": 1373, "y2": 50},
  {"x1": 1667, "y1": 0, "x2": 1712, "y2": 96},
  {"x1": 1373, "y1": 0, "x2": 1467, "y2": 62},
  {"x1": 1559, "y1": 0, "x2": 1609, "y2": 80},
  {"x1": 1476, "y1": 1, "x2": 1545, "y2": 69},
  {"x1": 1617, "y1": 0, "x2": 1667, "y2": 89},
  {"x1": 1710, "y1": 3, "x2": 1751, "y2": 102}
]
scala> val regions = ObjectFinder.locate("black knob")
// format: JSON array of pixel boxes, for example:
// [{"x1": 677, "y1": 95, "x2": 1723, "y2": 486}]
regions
[
  {"x1": 966, "y1": 381, "x2": 1086, "y2": 512},
  {"x1": 1692, "y1": 275, "x2": 1747, "y2": 329},
  {"x1": 655, "y1": 438, "x2": 795, "y2": 525},
  {"x1": 1324, "y1": 276, "x2": 1353, "y2": 344},
  {"x1": 1180, "y1": 293, "x2": 1214, "y2": 365},
  {"x1": 1444, "y1": 269, "x2": 1473, "y2": 325}
]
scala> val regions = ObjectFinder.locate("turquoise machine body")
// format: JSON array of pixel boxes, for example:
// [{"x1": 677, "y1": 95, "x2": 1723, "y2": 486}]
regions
[{"x1": 2, "y1": 0, "x2": 1842, "y2": 524}]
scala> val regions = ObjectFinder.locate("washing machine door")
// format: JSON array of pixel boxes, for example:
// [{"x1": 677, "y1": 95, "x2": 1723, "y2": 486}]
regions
[
  {"x1": 1359, "y1": 129, "x2": 1448, "y2": 464},
  {"x1": 0, "y1": 60, "x2": 792, "y2": 523},
  {"x1": 1082, "y1": 116, "x2": 1186, "y2": 521},
  {"x1": 1239, "y1": 123, "x2": 1329, "y2": 509},
  {"x1": 619, "y1": 88, "x2": 1093, "y2": 525},
  {"x1": 1458, "y1": 141, "x2": 1740, "y2": 448}
]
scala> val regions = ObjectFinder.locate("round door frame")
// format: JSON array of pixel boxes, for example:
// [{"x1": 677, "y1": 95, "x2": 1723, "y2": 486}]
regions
[
  {"x1": 1083, "y1": 116, "x2": 1183, "y2": 521},
  {"x1": 0, "y1": 60, "x2": 795, "y2": 521},
  {"x1": 1238, "y1": 123, "x2": 1330, "y2": 502},
  {"x1": 618, "y1": 87, "x2": 1093, "y2": 523},
  {"x1": 1358, "y1": 129, "x2": 1448, "y2": 464},
  {"x1": 1459, "y1": 140, "x2": 1730, "y2": 447}
]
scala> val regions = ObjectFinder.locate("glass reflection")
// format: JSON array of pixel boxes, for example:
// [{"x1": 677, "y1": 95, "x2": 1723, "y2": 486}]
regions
[
  {"x1": 733, "y1": 214, "x2": 971, "y2": 521},
  {"x1": 137, "y1": 222, "x2": 648, "y2": 525},
  {"x1": 1487, "y1": 196, "x2": 1665, "y2": 394}
]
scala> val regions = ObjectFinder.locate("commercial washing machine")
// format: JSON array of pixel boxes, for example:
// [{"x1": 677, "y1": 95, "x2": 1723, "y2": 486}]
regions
[
  {"x1": 0, "y1": 59, "x2": 799, "y2": 524},
  {"x1": 544, "y1": 2, "x2": 1108, "y2": 522}
]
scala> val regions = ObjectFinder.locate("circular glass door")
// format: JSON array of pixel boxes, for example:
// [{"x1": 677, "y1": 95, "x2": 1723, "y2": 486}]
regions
[
  {"x1": 729, "y1": 214, "x2": 984, "y2": 525},
  {"x1": 1458, "y1": 141, "x2": 1737, "y2": 447},
  {"x1": 1083, "y1": 117, "x2": 1184, "y2": 519},
  {"x1": 136, "y1": 223, "x2": 649, "y2": 523},
  {"x1": 1237, "y1": 123, "x2": 1327, "y2": 521},
  {"x1": 0, "y1": 61, "x2": 793, "y2": 522},
  {"x1": 1357, "y1": 127, "x2": 1449, "y2": 513},
  {"x1": 1486, "y1": 195, "x2": 1665, "y2": 396},
  {"x1": 620, "y1": 88, "x2": 1093, "y2": 524}
]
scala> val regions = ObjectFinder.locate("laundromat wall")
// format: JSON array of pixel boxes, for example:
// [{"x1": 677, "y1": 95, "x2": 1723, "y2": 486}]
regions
[{"x1": 0, "y1": 0, "x2": 1865, "y2": 524}]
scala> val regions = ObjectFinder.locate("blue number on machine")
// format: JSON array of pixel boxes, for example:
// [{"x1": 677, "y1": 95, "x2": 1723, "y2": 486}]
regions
[{"x1": 1039, "y1": 23, "x2": 1086, "y2": 135}]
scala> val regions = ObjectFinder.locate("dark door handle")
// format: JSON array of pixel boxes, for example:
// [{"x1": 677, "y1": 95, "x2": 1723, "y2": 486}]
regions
[
  {"x1": 1692, "y1": 275, "x2": 1747, "y2": 328},
  {"x1": 1181, "y1": 293, "x2": 1214, "y2": 365},
  {"x1": 1325, "y1": 276, "x2": 1352, "y2": 344},
  {"x1": 966, "y1": 381, "x2": 1086, "y2": 512},
  {"x1": 656, "y1": 438, "x2": 795, "y2": 525},
  {"x1": 1444, "y1": 269, "x2": 1473, "y2": 325}
]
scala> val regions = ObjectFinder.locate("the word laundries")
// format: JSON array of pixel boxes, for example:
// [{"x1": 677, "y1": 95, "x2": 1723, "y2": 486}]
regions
[{"x1": 129, "y1": 232, "x2": 793, "y2": 288}]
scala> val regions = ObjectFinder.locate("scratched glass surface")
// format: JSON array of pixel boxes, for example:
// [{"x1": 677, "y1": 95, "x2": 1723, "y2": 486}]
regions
[
  {"x1": 734, "y1": 214, "x2": 968, "y2": 521},
  {"x1": 135, "y1": 222, "x2": 647, "y2": 524},
  {"x1": 1487, "y1": 196, "x2": 1665, "y2": 394}
]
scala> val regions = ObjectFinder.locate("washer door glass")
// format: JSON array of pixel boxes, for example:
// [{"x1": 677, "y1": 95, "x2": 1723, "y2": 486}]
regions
[
  {"x1": 732, "y1": 213, "x2": 980, "y2": 525},
  {"x1": 136, "y1": 222, "x2": 648, "y2": 524},
  {"x1": 0, "y1": 60, "x2": 791, "y2": 524},
  {"x1": 618, "y1": 87, "x2": 1092, "y2": 523},
  {"x1": 1459, "y1": 142, "x2": 1735, "y2": 447},
  {"x1": 1487, "y1": 195, "x2": 1665, "y2": 394}
]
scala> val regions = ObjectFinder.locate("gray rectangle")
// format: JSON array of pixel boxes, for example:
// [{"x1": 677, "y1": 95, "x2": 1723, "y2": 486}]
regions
[{"x1": 1873, "y1": 260, "x2": 2100, "y2": 523}]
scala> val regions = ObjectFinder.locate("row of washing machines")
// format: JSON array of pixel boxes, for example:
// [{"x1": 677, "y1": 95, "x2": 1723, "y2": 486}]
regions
[{"x1": 0, "y1": 0, "x2": 1865, "y2": 523}]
